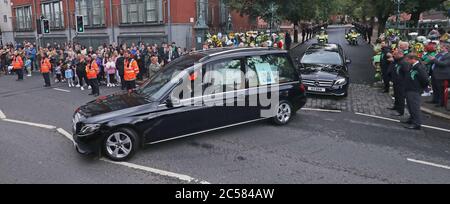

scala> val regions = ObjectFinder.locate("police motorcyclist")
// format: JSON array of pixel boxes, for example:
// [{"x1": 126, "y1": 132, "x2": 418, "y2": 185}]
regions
[{"x1": 428, "y1": 25, "x2": 441, "y2": 40}]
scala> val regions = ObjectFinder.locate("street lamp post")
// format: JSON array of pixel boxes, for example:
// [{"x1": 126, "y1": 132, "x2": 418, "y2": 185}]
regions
[
  {"x1": 268, "y1": 2, "x2": 277, "y2": 36},
  {"x1": 226, "y1": 13, "x2": 232, "y2": 33},
  {"x1": 393, "y1": 0, "x2": 404, "y2": 29},
  {"x1": 194, "y1": 0, "x2": 209, "y2": 50}
]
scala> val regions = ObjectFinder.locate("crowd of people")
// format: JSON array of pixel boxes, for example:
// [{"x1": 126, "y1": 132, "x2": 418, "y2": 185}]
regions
[
  {"x1": 372, "y1": 26, "x2": 450, "y2": 130},
  {"x1": 202, "y1": 30, "x2": 292, "y2": 50},
  {"x1": 0, "y1": 41, "x2": 190, "y2": 96}
]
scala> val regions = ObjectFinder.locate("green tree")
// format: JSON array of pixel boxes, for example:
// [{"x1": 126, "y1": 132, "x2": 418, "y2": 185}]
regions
[
  {"x1": 404, "y1": 0, "x2": 446, "y2": 24},
  {"x1": 278, "y1": 0, "x2": 317, "y2": 42},
  {"x1": 223, "y1": 0, "x2": 280, "y2": 22}
]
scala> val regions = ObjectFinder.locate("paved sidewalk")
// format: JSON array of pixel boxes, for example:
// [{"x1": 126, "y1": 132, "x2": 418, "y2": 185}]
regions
[{"x1": 421, "y1": 96, "x2": 450, "y2": 120}]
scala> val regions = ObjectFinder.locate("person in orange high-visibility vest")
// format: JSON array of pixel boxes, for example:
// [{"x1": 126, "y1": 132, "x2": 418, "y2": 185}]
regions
[
  {"x1": 86, "y1": 55, "x2": 100, "y2": 96},
  {"x1": 40, "y1": 54, "x2": 52, "y2": 87},
  {"x1": 124, "y1": 52, "x2": 140, "y2": 92},
  {"x1": 12, "y1": 51, "x2": 24, "y2": 81}
]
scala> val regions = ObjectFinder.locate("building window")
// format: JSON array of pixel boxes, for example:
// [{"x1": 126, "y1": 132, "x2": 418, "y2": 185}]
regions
[
  {"x1": 15, "y1": 6, "x2": 33, "y2": 31},
  {"x1": 41, "y1": 1, "x2": 64, "y2": 29},
  {"x1": 121, "y1": 0, "x2": 158, "y2": 24},
  {"x1": 4, "y1": 0, "x2": 8, "y2": 4},
  {"x1": 76, "y1": 0, "x2": 105, "y2": 27},
  {"x1": 3, "y1": 15, "x2": 7, "y2": 23}
]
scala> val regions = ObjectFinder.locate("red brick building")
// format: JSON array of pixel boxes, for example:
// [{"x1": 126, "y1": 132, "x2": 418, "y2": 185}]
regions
[{"x1": 9, "y1": 0, "x2": 254, "y2": 49}]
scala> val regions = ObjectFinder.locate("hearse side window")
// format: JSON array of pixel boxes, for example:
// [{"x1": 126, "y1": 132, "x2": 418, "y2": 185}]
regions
[
  {"x1": 246, "y1": 54, "x2": 296, "y2": 88},
  {"x1": 139, "y1": 54, "x2": 202, "y2": 101},
  {"x1": 203, "y1": 59, "x2": 244, "y2": 95}
]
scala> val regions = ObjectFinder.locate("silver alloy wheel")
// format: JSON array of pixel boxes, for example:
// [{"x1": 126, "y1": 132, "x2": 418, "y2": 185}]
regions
[
  {"x1": 276, "y1": 102, "x2": 292, "y2": 124},
  {"x1": 106, "y1": 132, "x2": 133, "y2": 159}
]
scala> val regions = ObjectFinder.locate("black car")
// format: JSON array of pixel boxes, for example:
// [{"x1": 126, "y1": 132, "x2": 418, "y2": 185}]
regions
[
  {"x1": 297, "y1": 43, "x2": 351, "y2": 97},
  {"x1": 73, "y1": 47, "x2": 307, "y2": 161}
]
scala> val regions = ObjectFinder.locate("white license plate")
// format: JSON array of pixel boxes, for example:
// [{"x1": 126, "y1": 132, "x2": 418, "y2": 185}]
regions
[{"x1": 308, "y1": 87, "x2": 326, "y2": 92}]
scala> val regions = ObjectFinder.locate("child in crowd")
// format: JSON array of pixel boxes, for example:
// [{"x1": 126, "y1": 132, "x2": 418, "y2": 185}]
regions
[
  {"x1": 25, "y1": 56, "x2": 32, "y2": 77},
  {"x1": 55, "y1": 59, "x2": 63, "y2": 83},
  {"x1": 7, "y1": 64, "x2": 13, "y2": 75},
  {"x1": 65, "y1": 64, "x2": 74, "y2": 87},
  {"x1": 105, "y1": 56, "x2": 117, "y2": 87}
]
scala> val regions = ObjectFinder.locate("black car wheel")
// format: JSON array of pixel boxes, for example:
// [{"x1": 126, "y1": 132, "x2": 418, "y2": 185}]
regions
[
  {"x1": 273, "y1": 101, "x2": 294, "y2": 125},
  {"x1": 103, "y1": 128, "x2": 139, "y2": 161}
]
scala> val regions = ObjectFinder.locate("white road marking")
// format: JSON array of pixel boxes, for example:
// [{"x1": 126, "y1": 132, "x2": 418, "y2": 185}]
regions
[
  {"x1": 407, "y1": 158, "x2": 450, "y2": 171},
  {"x1": 0, "y1": 110, "x2": 6, "y2": 119},
  {"x1": 56, "y1": 128, "x2": 74, "y2": 142},
  {"x1": 2, "y1": 118, "x2": 56, "y2": 129},
  {"x1": 0, "y1": 114, "x2": 210, "y2": 184},
  {"x1": 355, "y1": 112, "x2": 400, "y2": 123},
  {"x1": 53, "y1": 88, "x2": 71, "y2": 93},
  {"x1": 302, "y1": 108, "x2": 342, "y2": 113},
  {"x1": 100, "y1": 158, "x2": 210, "y2": 184},
  {"x1": 355, "y1": 112, "x2": 450, "y2": 133}
]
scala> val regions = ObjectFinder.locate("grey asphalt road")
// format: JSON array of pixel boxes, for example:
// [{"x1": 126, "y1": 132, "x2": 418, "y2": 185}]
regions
[
  {"x1": 0, "y1": 26, "x2": 449, "y2": 184},
  {"x1": 0, "y1": 121, "x2": 184, "y2": 184}
]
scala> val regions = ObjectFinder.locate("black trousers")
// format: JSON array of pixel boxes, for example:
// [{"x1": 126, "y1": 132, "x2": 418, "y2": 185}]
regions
[
  {"x1": 393, "y1": 84, "x2": 406, "y2": 115},
  {"x1": 42, "y1": 73, "x2": 51, "y2": 86},
  {"x1": 125, "y1": 80, "x2": 136, "y2": 91},
  {"x1": 381, "y1": 67, "x2": 390, "y2": 92},
  {"x1": 434, "y1": 79, "x2": 447, "y2": 106},
  {"x1": 406, "y1": 91, "x2": 422, "y2": 126},
  {"x1": 16, "y1": 69, "x2": 23, "y2": 80},
  {"x1": 77, "y1": 72, "x2": 87, "y2": 87},
  {"x1": 88, "y1": 79, "x2": 100, "y2": 95},
  {"x1": 431, "y1": 75, "x2": 441, "y2": 103},
  {"x1": 120, "y1": 74, "x2": 126, "y2": 90}
]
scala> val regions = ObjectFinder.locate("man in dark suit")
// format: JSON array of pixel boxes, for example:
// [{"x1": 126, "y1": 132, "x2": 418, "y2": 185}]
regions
[
  {"x1": 402, "y1": 54, "x2": 429, "y2": 130},
  {"x1": 116, "y1": 51, "x2": 125, "y2": 90},
  {"x1": 302, "y1": 27, "x2": 306, "y2": 44},
  {"x1": 389, "y1": 49, "x2": 410, "y2": 117},
  {"x1": 380, "y1": 41, "x2": 392, "y2": 93},
  {"x1": 367, "y1": 25, "x2": 373, "y2": 44},
  {"x1": 429, "y1": 43, "x2": 450, "y2": 107}
]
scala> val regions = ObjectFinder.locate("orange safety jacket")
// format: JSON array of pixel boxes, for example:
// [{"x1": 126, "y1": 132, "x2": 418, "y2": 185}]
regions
[
  {"x1": 12, "y1": 56, "x2": 24, "y2": 70},
  {"x1": 124, "y1": 59, "x2": 139, "y2": 81},
  {"x1": 86, "y1": 61, "x2": 99, "y2": 80},
  {"x1": 40, "y1": 58, "x2": 52, "y2": 73}
]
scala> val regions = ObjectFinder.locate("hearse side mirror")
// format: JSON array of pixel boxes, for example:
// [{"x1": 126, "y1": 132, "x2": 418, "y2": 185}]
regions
[
  {"x1": 165, "y1": 98, "x2": 174, "y2": 108},
  {"x1": 345, "y1": 59, "x2": 352, "y2": 65}
]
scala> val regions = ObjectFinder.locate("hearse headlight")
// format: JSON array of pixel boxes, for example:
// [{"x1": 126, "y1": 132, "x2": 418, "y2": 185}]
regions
[{"x1": 79, "y1": 124, "x2": 101, "y2": 136}]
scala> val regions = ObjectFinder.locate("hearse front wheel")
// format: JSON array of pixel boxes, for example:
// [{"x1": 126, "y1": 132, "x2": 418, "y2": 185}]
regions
[{"x1": 103, "y1": 128, "x2": 139, "y2": 161}]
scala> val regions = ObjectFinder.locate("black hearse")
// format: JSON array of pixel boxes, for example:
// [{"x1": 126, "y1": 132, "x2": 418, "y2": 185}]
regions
[{"x1": 72, "y1": 47, "x2": 307, "y2": 161}]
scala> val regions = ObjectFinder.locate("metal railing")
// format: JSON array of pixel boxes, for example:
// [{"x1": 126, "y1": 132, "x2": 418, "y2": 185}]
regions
[
  {"x1": 74, "y1": 5, "x2": 106, "y2": 27},
  {"x1": 112, "y1": 2, "x2": 160, "y2": 26},
  {"x1": 11, "y1": 15, "x2": 35, "y2": 32}
]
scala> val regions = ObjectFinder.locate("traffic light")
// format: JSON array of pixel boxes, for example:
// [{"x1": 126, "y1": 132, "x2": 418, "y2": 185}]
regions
[
  {"x1": 76, "y1": 15, "x2": 84, "y2": 33},
  {"x1": 42, "y1": 19, "x2": 50, "y2": 34}
]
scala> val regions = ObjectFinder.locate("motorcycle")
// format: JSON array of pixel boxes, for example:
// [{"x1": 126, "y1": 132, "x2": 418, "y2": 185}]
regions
[
  {"x1": 346, "y1": 32, "x2": 360, "y2": 46},
  {"x1": 317, "y1": 34, "x2": 328, "y2": 45}
]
